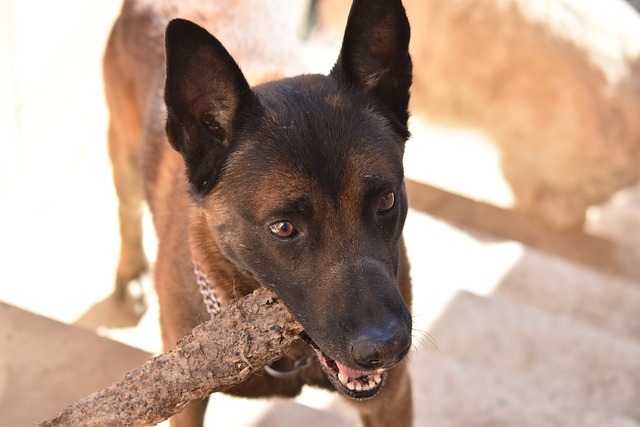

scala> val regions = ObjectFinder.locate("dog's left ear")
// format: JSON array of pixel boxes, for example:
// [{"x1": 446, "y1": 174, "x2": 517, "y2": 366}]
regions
[
  {"x1": 331, "y1": 0, "x2": 412, "y2": 136},
  {"x1": 164, "y1": 19, "x2": 259, "y2": 196}
]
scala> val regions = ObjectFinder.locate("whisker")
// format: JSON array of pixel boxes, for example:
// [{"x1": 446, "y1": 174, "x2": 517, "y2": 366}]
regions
[{"x1": 411, "y1": 327, "x2": 440, "y2": 354}]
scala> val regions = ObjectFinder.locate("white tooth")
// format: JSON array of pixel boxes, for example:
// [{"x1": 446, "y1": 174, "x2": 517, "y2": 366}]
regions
[
  {"x1": 368, "y1": 380, "x2": 377, "y2": 389},
  {"x1": 373, "y1": 374, "x2": 382, "y2": 384},
  {"x1": 338, "y1": 371, "x2": 349, "y2": 385},
  {"x1": 346, "y1": 382, "x2": 356, "y2": 390},
  {"x1": 355, "y1": 383, "x2": 363, "y2": 391}
]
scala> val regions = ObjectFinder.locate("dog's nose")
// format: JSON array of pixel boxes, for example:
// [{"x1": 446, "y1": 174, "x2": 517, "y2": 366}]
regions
[{"x1": 350, "y1": 322, "x2": 411, "y2": 370}]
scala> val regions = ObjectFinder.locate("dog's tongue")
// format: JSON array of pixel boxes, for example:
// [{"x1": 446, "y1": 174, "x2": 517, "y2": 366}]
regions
[
  {"x1": 312, "y1": 346, "x2": 385, "y2": 390},
  {"x1": 335, "y1": 361, "x2": 385, "y2": 391},
  {"x1": 336, "y1": 361, "x2": 382, "y2": 379}
]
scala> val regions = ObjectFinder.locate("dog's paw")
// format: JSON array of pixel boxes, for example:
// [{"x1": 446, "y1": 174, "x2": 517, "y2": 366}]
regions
[{"x1": 115, "y1": 273, "x2": 151, "y2": 316}]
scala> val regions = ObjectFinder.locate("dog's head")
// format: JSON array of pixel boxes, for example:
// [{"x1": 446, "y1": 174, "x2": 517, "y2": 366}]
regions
[{"x1": 164, "y1": 0, "x2": 412, "y2": 400}]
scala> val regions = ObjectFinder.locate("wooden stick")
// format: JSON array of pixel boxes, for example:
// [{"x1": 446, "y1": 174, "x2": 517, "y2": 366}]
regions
[{"x1": 40, "y1": 287, "x2": 303, "y2": 427}]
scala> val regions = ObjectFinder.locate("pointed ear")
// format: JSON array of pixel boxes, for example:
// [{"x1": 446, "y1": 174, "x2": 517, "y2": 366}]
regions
[
  {"x1": 164, "y1": 19, "x2": 258, "y2": 196},
  {"x1": 330, "y1": 0, "x2": 412, "y2": 136}
]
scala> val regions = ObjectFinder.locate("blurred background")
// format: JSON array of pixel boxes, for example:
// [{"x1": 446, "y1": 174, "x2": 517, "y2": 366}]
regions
[{"x1": 2, "y1": 0, "x2": 640, "y2": 425}]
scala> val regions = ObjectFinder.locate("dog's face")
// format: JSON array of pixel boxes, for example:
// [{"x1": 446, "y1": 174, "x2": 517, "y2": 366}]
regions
[{"x1": 164, "y1": 0, "x2": 412, "y2": 400}]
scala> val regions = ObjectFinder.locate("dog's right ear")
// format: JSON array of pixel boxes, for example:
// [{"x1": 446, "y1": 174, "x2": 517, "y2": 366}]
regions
[{"x1": 164, "y1": 19, "x2": 258, "y2": 197}]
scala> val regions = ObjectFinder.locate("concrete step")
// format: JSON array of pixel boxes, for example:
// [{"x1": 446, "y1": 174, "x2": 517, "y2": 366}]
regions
[
  {"x1": 423, "y1": 291, "x2": 640, "y2": 423},
  {"x1": 0, "y1": 302, "x2": 152, "y2": 426},
  {"x1": 412, "y1": 353, "x2": 640, "y2": 427},
  {"x1": 494, "y1": 248, "x2": 640, "y2": 340}
]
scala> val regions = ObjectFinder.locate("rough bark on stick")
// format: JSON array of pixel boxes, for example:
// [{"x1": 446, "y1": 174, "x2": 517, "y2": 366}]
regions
[{"x1": 39, "y1": 287, "x2": 303, "y2": 427}]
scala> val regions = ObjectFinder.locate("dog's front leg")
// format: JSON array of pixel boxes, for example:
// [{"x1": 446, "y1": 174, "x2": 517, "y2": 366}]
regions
[
  {"x1": 169, "y1": 397, "x2": 208, "y2": 427},
  {"x1": 352, "y1": 360, "x2": 413, "y2": 427}
]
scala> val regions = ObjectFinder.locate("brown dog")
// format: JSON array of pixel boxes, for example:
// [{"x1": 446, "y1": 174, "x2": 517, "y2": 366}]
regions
[{"x1": 104, "y1": 0, "x2": 414, "y2": 426}]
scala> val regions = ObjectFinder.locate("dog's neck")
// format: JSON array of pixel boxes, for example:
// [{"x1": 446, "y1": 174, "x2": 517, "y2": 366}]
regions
[
  {"x1": 193, "y1": 263, "x2": 222, "y2": 318},
  {"x1": 187, "y1": 208, "x2": 261, "y2": 311}
]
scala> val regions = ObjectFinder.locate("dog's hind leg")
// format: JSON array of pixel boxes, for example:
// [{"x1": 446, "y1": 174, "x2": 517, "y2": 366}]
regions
[
  {"x1": 103, "y1": 31, "x2": 149, "y2": 315},
  {"x1": 107, "y1": 120, "x2": 148, "y2": 314}
]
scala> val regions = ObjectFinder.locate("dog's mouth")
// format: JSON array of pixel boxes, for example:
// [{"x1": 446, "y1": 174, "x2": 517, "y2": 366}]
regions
[{"x1": 301, "y1": 333, "x2": 386, "y2": 400}]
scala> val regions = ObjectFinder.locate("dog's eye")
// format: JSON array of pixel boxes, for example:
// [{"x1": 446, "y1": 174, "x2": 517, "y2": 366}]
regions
[
  {"x1": 269, "y1": 221, "x2": 299, "y2": 239},
  {"x1": 376, "y1": 192, "x2": 395, "y2": 214}
]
